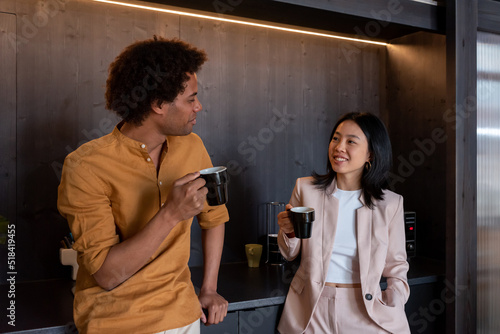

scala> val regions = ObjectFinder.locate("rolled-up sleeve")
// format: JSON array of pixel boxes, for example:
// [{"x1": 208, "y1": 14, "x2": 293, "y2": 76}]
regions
[{"x1": 58, "y1": 157, "x2": 119, "y2": 276}]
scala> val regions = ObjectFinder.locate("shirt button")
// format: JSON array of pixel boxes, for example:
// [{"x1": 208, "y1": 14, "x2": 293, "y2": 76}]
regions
[
  {"x1": 141, "y1": 144, "x2": 146, "y2": 149},
  {"x1": 146, "y1": 157, "x2": 151, "y2": 162},
  {"x1": 365, "y1": 294, "x2": 373, "y2": 301},
  {"x1": 161, "y1": 202, "x2": 165, "y2": 207},
  {"x1": 159, "y1": 181, "x2": 163, "y2": 185}
]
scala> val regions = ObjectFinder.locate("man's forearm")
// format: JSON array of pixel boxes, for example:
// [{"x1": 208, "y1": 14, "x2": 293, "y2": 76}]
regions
[
  {"x1": 201, "y1": 224, "x2": 225, "y2": 291},
  {"x1": 92, "y1": 172, "x2": 206, "y2": 290},
  {"x1": 93, "y1": 208, "x2": 177, "y2": 290},
  {"x1": 199, "y1": 223, "x2": 228, "y2": 325}
]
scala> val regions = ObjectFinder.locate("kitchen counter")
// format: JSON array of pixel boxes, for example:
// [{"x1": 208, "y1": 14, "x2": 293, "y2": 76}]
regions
[{"x1": 0, "y1": 257, "x2": 443, "y2": 334}]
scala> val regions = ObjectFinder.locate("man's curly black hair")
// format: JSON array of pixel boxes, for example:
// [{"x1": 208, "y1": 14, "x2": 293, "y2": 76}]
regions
[{"x1": 105, "y1": 36, "x2": 208, "y2": 125}]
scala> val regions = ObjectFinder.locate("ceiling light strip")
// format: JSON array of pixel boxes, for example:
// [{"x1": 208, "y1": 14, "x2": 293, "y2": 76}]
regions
[{"x1": 92, "y1": 0, "x2": 387, "y2": 46}]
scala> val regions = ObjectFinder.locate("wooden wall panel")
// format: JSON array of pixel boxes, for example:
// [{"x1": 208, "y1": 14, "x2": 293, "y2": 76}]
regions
[
  {"x1": 14, "y1": 0, "x2": 86, "y2": 281},
  {"x1": 272, "y1": 0, "x2": 444, "y2": 32},
  {"x1": 0, "y1": 13, "x2": 16, "y2": 222},
  {"x1": 0, "y1": 13, "x2": 17, "y2": 284},
  {"x1": 8, "y1": 0, "x2": 183, "y2": 281},
  {"x1": 181, "y1": 17, "x2": 382, "y2": 263},
  {"x1": 386, "y1": 32, "x2": 447, "y2": 261},
  {"x1": 4, "y1": 0, "x2": 382, "y2": 280},
  {"x1": 447, "y1": 0, "x2": 478, "y2": 332},
  {"x1": 479, "y1": 0, "x2": 500, "y2": 34}
]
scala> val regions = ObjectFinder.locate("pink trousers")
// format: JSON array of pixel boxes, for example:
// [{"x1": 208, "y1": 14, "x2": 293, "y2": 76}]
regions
[{"x1": 305, "y1": 286, "x2": 389, "y2": 334}]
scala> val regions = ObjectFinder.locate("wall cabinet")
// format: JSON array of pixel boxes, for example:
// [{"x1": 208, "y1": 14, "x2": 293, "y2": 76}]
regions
[{"x1": 201, "y1": 311, "x2": 238, "y2": 334}]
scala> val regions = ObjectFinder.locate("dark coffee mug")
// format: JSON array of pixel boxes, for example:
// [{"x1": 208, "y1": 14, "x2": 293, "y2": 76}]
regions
[
  {"x1": 290, "y1": 207, "x2": 315, "y2": 239},
  {"x1": 200, "y1": 166, "x2": 228, "y2": 206}
]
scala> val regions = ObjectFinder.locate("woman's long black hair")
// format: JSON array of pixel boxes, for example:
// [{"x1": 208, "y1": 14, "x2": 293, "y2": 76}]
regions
[{"x1": 312, "y1": 112, "x2": 392, "y2": 209}]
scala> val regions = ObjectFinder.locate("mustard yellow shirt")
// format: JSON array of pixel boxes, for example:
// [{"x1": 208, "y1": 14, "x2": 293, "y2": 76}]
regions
[{"x1": 57, "y1": 124, "x2": 229, "y2": 334}]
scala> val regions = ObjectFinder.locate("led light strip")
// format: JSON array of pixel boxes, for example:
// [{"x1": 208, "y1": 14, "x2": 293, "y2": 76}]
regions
[{"x1": 92, "y1": 0, "x2": 387, "y2": 46}]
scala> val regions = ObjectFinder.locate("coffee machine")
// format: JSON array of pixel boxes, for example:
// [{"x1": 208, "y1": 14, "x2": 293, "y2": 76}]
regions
[
  {"x1": 404, "y1": 212, "x2": 416, "y2": 258},
  {"x1": 266, "y1": 202, "x2": 286, "y2": 265}
]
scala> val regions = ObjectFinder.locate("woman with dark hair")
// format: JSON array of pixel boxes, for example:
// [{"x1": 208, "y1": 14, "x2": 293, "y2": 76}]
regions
[{"x1": 277, "y1": 112, "x2": 410, "y2": 333}]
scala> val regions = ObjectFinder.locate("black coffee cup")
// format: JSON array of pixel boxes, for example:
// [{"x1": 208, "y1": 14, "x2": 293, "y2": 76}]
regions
[
  {"x1": 200, "y1": 166, "x2": 228, "y2": 206},
  {"x1": 290, "y1": 207, "x2": 315, "y2": 239}
]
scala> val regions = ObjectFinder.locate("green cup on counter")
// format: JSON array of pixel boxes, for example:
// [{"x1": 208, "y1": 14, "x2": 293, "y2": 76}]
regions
[{"x1": 245, "y1": 244, "x2": 263, "y2": 268}]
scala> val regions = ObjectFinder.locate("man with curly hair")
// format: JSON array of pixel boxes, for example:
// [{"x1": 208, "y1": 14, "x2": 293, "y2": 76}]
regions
[{"x1": 58, "y1": 36, "x2": 229, "y2": 334}]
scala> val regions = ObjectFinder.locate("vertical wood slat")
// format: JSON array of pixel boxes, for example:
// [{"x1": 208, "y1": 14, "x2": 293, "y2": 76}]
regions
[
  {"x1": 0, "y1": 13, "x2": 17, "y2": 226},
  {"x1": 386, "y1": 32, "x2": 448, "y2": 262},
  {"x1": 455, "y1": 1, "x2": 478, "y2": 333},
  {"x1": 446, "y1": 0, "x2": 478, "y2": 333},
  {"x1": 12, "y1": 0, "x2": 84, "y2": 281}
]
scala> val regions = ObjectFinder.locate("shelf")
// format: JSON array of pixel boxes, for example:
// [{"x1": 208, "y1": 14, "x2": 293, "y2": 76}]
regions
[{"x1": 136, "y1": 0, "x2": 445, "y2": 41}]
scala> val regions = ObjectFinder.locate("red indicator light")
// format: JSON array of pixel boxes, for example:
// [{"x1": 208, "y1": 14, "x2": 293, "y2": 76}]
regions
[{"x1": 409, "y1": 227, "x2": 414, "y2": 231}]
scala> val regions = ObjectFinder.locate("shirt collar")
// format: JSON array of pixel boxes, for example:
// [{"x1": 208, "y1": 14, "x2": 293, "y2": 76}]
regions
[{"x1": 112, "y1": 121, "x2": 169, "y2": 154}]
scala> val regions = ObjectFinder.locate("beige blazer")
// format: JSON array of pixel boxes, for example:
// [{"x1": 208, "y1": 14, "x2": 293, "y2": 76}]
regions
[{"x1": 277, "y1": 177, "x2": 410, "y2": 334}]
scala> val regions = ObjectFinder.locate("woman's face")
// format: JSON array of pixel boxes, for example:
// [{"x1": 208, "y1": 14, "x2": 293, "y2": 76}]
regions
[{"x1": 329, "y1": 120, "x2": 371, "y2": 185}]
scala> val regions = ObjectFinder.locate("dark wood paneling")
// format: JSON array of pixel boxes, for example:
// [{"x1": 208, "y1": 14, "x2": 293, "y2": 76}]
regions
[
  {"x1": 14, "y1": 0, "x2": 83, "y2": 282},
  {"x1": 0, "y1": 2, "x2": 15, "y2": 13},
  {"x1": 3, "y1": 0, "x2": 382, "y2": 279},
  {"x1": 386, "y1": 31, "x2": 447, "y2": 262},
  {"x1": 142, "y1": 0, "x2": 442, "y2": 40},
  {"x1": 9, "y1": 0, "x2": 182, "y2": 281},
  {"x1": 479, "y1": 0, "x2": 500, "y2": 34},
  {"x1": 446, "y1": 0, "x2": 478, "y2": 333},
  {"x1": 273, "y1": 0, "x2": 445, "y2": 31},
  {"x1": 180, "y1": 17, "x2": 382, "y2": 264},
  {"x1": 0, "y1": 13, "x2": 16, "y2": 225},
  {"x1": 0, "y1": 13, "x2": 16, "y2": 284}
]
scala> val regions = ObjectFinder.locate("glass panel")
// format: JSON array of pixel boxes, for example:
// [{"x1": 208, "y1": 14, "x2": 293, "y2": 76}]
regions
[{"x1": 477, "y1": 31, "x2": 500, "y2": 334}]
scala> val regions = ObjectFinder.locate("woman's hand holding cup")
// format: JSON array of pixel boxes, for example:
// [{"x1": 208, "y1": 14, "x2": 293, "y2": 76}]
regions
[{"x1": 278, "y1": 204, "x2": 295, "y2": 238}]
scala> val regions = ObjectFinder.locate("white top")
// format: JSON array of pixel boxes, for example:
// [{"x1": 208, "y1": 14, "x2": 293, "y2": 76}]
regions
[{"x1": 325, "y1": 189, "x2": 363, "y2": 284}]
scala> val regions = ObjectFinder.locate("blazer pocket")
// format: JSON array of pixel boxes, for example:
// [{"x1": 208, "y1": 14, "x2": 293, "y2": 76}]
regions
[
  {"x1": 290, "y1": 274, "x2": 305, "y2": 295},
  {"x1": 378, "y1": 288, "x2": 403, "y2": 308}
]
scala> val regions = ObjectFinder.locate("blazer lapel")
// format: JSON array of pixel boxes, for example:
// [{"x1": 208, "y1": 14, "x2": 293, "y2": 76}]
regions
[
  {"x1": 356, "y1": 203, "x2": 373, "y2": 283},
  {"x1": 321, "y1": 181, "x2": 339, "y2": 279}
]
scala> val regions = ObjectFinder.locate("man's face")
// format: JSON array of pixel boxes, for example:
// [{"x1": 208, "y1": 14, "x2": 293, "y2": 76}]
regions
[{"x1": 160, "y1": 73, "x2": 202, "y2": 136}]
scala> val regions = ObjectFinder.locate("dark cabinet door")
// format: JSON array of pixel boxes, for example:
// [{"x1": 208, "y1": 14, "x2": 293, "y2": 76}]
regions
[
  {"x1": 239, "y1": 305, "x2": 280, "y2": 334},
  {"x1": 201, "y1": 311, "x2": 238, "y2": 334}
]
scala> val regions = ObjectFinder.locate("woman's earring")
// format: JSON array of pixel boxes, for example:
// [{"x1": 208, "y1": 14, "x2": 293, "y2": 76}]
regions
[{"x1": 365, "y1": 161, "x2": 372, "y2": 171}]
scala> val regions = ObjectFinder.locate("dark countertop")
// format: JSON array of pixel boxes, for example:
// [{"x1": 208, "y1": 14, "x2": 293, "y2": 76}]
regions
[
  {"x1": 191, "y1": 261, "x2": 295, "y2": 312},
  {"x1": 0, "y1": 279, "x2": 75, "y2": 334},
  {"x1": 191, "y1": 256, "x2": 444, "y2": 311},
  {"x1": 0, "y1": 257, "x2": 443, "y2": 334}
]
